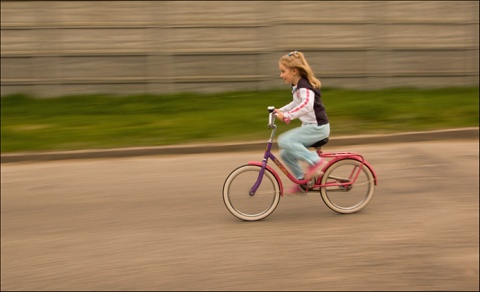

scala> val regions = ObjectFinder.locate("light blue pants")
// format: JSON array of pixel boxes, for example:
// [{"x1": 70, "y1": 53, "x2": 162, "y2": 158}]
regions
[{"x1": 278, "y1": 123, "x2": 330, "y2": 179}]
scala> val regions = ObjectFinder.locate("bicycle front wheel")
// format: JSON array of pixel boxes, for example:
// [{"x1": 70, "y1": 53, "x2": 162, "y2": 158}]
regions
[
  {"x1": 320, "y1": 159, "x2": 375, "y2": 214},
  {"x1": 223, "y1": 165, "x2": 280, "y2": 221}
]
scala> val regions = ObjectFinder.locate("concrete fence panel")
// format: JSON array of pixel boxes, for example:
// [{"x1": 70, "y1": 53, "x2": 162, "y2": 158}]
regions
[{"x1": 1, "y1": 0, "x2": 478, "y2": 97}]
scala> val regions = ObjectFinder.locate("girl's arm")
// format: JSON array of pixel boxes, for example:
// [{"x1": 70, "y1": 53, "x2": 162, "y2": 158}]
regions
[
  {"x1": 275, "y1": 101, "x2": 296, "y2": 121},
  {"x1": 282, "y1": 88, "x2": 314, "y2": 121},
  {"x1": 279, "y1": 101, "x2": 296, "y2": 113}
]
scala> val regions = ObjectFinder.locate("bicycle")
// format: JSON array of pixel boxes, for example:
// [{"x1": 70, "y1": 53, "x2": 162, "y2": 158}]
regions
[{"x1": 223, "y1": 106, "x2": 378, "y2": 221}]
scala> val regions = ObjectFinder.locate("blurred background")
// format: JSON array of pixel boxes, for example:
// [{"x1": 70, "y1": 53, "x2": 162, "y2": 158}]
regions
[
  {"x1": 1, "y1": 0, "x2": 479, "y2": 98},
  {"x1": 1, "y1": 3, "x2": 478, "y2": 290}
]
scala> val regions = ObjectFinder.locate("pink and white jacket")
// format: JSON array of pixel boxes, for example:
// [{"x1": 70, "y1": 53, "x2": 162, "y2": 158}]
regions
[{"x1": 280, "y1": 78, "x2": 329, "y2": 126}]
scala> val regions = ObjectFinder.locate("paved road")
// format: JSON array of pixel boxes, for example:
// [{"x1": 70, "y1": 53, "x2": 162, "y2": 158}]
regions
[{"x1": 1, "y1": 140, "x2": 479, "y2": 291}]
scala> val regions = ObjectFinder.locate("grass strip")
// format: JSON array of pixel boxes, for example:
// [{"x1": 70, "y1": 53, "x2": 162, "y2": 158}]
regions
[{"x1": 1, "y1": 87, "x2": 478, "y2": 153}]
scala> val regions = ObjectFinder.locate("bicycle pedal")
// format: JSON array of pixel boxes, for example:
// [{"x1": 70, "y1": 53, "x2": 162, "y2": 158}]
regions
[
  {"x1": 299, "y1": 184, "x2": 309, "y2": 192},
  {"x1": 306, "y1": 177, "x2": 317, "y2": 188}
]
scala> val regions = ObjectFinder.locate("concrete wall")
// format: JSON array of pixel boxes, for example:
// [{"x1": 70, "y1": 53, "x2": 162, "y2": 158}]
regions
[{"x1": 1, "y1": 1, "x2": 478, "y2": 97}]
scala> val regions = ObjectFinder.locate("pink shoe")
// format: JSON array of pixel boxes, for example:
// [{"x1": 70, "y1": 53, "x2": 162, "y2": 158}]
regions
[
  {"x1": 304, "y1": 159, "x2": 325, "y2": 180},
  {"x1": 284, "y1": 184, "x2": 306, "y2": 196}
]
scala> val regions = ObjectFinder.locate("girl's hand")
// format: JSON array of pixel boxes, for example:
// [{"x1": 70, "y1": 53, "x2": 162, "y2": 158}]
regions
[
  {"x1": 274, "y1": 110, "x2": 284, "y2": 121},
  {"x1": 274, "y1": 110, "x2": 291, "y2": 124}
]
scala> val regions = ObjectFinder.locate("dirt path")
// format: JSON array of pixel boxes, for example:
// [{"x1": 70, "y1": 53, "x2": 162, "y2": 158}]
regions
[{"x1": 1, "y1": 141, "x2": 478, "y2": 291}]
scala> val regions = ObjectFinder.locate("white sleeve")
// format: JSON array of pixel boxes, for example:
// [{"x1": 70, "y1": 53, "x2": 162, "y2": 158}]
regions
[
  {"x1": 279, "y1": 101, "x2": 296, "y2": 113},
  {"x1": 283, "y1": 88, "x2": 314, "y2": 120}
]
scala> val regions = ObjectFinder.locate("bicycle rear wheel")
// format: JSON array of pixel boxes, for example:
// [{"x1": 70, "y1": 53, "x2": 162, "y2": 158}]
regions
[
  {"x1": 223, "y1": 165, "x2": 280, "y2": 221},
  {"x1": 320, "y1": 159, "x2": 375, "y2": 214}
]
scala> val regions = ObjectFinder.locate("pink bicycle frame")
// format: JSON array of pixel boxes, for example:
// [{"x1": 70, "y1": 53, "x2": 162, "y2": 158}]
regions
[
  {"x1": 248, "y1": 143, "x2": 377, "y2": 197},
  {"x1": 248, "y1": 107, "x2": 377, "y2": 196}
]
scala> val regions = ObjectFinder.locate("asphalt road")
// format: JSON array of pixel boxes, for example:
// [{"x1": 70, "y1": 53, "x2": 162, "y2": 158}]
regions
[{"x1": 1, "y1": 140, "x2": 479, "y2": 291}]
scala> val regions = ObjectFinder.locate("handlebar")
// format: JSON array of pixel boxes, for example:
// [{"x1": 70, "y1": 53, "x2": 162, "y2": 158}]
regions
[
  {"x1": 268, "y1": 106, "x2": 276, "y2": 129},
  {"x1": 267, "y1": 106, "x2": 290, "y2": 129}
]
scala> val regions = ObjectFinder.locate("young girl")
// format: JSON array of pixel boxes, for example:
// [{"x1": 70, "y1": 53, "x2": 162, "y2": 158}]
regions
[{"x1": 275, "y1": 51, "x2": 330, "y2": 195}]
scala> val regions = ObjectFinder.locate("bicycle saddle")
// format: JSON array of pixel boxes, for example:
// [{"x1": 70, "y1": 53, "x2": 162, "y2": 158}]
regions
[{"x1": 309, "y1": 137, "x2": 329, "y2": 149}]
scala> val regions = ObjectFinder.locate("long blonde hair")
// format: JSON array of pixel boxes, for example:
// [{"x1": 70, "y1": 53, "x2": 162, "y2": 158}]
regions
[{"x1": 279, "y1": 51, "x2": 321, "y2": 88}]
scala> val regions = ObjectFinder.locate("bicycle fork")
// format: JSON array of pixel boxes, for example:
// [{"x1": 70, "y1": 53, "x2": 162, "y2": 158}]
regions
[
  {"x1": 249, "y1": 140, "x2": 277, "y2": 196},
  {"x1": 249, "y1": 160, "x2": 268, "y2": 196}
]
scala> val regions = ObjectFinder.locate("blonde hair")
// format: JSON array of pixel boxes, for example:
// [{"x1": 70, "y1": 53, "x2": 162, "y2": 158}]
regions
[{"x1": 279, "y1": 51, "x2": 321, "y2": 88}]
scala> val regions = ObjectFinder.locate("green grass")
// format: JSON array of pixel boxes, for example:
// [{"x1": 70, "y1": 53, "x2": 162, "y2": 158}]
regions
[{"x1": 1, "y1": 87, "x2": 478, "y2": 153}]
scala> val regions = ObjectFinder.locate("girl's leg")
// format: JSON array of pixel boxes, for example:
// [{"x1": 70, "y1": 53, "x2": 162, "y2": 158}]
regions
[
  {"x1": 278, "y1": 124, "x2": 330, "y2": 179},
  {"x1": 280, "y1": 148, "x2": 304, "y2": 179}
]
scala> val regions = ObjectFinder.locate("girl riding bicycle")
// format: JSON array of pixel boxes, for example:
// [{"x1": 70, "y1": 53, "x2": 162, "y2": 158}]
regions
[
  {"x1": 223, "y1": 55, "x2": 376, "y2": 219},
  {"x1": 275, "y1": 51, "x2": 330, "y2": 195}
]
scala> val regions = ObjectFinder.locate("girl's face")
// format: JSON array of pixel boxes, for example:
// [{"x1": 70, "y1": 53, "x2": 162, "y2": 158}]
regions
[{"x1": 279, "y1": 62, "x2": 299, "y2": 85}]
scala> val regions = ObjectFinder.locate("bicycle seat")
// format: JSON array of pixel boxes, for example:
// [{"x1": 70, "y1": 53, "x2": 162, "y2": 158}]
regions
[{"x1": 309, "y1": 137, "x2": 329, "y2": 149}]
